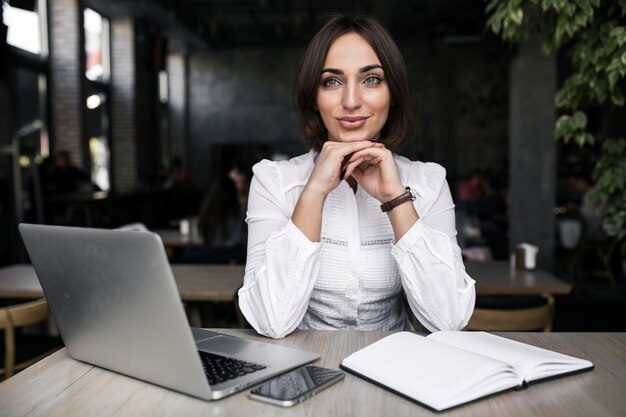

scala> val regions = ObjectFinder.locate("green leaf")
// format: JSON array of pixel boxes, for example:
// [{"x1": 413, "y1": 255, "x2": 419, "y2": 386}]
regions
[
  {"x1": 611, "y1": 88, "x2": 625, "y2": 106},
  {"x1": 606, "y1": 57, "x2": 624, "y2": 74},
  {"x1": 604, "y1": 38, "x2": 618, "y2": 55},
  {"x1": 610, "y1": 26, "x2": 626, "y2": 45},
  {"x1": 575, "y1": 132, "x2": 594, "y2": 147},
  {"x1": 572, "y1": 111, "x2": 587, "y2": 127},
  {"x1": 555, "y1": 114, "x2": 572, "y2": 140},
  {"x1": 608, "y1": 70, "x2": 619, "y2": 87},
  {"x1": 510, "y1": 8, "x2": 524, "y2": 25}
]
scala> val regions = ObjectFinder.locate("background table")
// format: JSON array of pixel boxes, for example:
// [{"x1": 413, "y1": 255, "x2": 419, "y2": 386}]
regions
[
  {"x1": 152, "y1": 228, "x2": 203, "y2": 260},
  {"x1": 0, "y1": 264, "x2": 244, "y2": 302},
  {"x1": 0, "y1": 330, "x2": 623, "y2": 417},
  {"x1": 0, "y1": 264, "x2": 41, "y2": 298},
  {"x1": 2, "y1": 261, "x2": 571, "y2": 302},
  {"x1": 465, "y1": 260, "x2": 572, "y2": 295},
  {"x1": 0, "y1": 264, "x2": 245, "y2": 327}
]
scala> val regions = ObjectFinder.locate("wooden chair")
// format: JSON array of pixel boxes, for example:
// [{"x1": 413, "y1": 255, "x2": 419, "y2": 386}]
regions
[
  {"x1": 465, "y1": 294, "x2": 555, "y2": 332},
  {"x1": 0, "y1": 299, "x2": 62, "y2": 380}
]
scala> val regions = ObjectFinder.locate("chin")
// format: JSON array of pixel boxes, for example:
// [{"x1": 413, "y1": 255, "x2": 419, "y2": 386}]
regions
[{"x1": 334, "y1": 132, "x2": 375, "y2": 143}]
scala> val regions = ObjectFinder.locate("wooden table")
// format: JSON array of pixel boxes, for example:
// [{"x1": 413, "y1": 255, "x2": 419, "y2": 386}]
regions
[
  {"x1": 152, "y1": 229, "x2": 203, "y2": 260},
  {"x1": 44, "y1": 191, "x2": 110, "y2": 227},
  {"x1": 0, "y1": 264, "x2": 244, "y2": 302},
  {"x1": 465, "y1": 260, "x2": 572, "y2": 295},
  {"x1": 153, "y1": 229, "x2": 202, "y2": 249},
  {"x1": 0, "y1": 264, "x2": 41, "y2": 299},
  {"x1": 0, "y1": 330, "x2": 623, "y2": 417},
  {"x1": 2, "y1": 261, "x2": 572, "y2": 300}
]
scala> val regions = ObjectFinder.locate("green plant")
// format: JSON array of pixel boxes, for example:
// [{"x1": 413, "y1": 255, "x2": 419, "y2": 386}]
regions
[{"x1": 485, "y1": 0, "x2": 626, "y2": 239}]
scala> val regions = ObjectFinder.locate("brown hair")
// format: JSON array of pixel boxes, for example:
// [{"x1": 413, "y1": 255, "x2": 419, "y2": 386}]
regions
[{"x1": 294, "y1": 15, "x2": 416, "y2": 152}]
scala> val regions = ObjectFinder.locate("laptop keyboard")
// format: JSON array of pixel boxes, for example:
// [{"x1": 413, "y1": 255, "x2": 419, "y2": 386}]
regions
[{"x1": 199, "y1": 351, "x2": 267, "y2": 385}]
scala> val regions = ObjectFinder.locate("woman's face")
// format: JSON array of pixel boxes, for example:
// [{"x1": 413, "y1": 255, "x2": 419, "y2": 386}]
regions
[{"x1": 316, "y1": 32, "x2": 391, "y2": 144}]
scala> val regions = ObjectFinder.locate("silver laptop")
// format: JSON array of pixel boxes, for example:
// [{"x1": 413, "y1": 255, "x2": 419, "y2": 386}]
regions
[{"x1": 19, "y1": 223, "x2": 319, "y2": 400}]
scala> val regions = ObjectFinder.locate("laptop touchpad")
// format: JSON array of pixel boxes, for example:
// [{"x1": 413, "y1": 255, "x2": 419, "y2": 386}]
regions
[{"x1": 197, "y1": 336, "x2": 258, "y2": 354}]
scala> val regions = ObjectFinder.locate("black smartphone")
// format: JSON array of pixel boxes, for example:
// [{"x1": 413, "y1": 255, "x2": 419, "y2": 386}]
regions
[{"x1": 248, "y1": 365, "x2": 345, "y2": 407}]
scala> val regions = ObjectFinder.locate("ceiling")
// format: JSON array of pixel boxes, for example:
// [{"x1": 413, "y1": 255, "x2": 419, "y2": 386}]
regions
[{"x1": 85, "y1": 0, "x2": 488, "y2": 50}]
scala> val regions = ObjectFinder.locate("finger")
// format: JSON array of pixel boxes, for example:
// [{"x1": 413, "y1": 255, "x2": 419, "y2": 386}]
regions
[
  {"x1": 343, "y1": 140, "x2": 382, "y2": 155},
  {"x1": 349, "y1": 165, "x2": 363, "y2": 182},
  {"x1": 320, "y1": 141, "x2": 371, "y2": 163},
  {"x1": 343, "y1": 164, "x2": 359, "y2": 181},
  {"x1": 348, "y1": 146, "x2": 388, "y2": 163},
  {"x1": 342, "y1": 158, "x2": 360, "y2": 180},
  {"x1": 342, "y1": 156, "x2": 372, "y2": 180},
  {"x1": 337, "y1": 142, "x2": 380, "y2": 176},
  {"x1": 343, "y1": 149, "x2": 386, "y2": 177},
  {"x1": 343, "y1": 147, "x2": 391, "y2": 179},
  {"x1": 339, "y1": 153, "x2": 354, "y2": 179}
]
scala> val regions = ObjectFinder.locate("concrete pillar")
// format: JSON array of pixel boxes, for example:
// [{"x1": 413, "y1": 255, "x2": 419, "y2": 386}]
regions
[
  {"x1": 509, "y1": 40, "x2": 556, "y2": 271},
  {"x1": 110, "y1": 18, "x2": 137, "y2": 192},
  {"x1": 49, "y1": 0, "x2": 83, "y2": 166}
]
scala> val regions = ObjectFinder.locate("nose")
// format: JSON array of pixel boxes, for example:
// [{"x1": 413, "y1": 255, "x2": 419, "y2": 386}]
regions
[{"x1": 342, "y1": 82, "x2": 362, "y2": 110}]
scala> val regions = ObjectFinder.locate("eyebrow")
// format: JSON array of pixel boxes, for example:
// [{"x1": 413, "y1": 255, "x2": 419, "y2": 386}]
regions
[{"x1": 321, "y1": 64, "x2": 383, "y2": 75}]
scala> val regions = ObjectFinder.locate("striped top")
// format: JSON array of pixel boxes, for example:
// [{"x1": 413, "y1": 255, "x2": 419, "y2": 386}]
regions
[{"x1": 238, "y1": 151, "x2": 475, "y2": 339}]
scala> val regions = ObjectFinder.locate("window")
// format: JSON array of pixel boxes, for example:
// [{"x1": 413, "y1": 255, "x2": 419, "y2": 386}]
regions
[
  {"x1": 2, "y1": 0, "x2": 48, "y2": 57},
  {"x1": 1, "y1": 0, "x2": 49, "y2": 236},
  {"x1": 159, "y1": 70, "x2": 169, "y2": 104},
  {"x1": 12, "y1": 68, "x2": 49, "y2": 158},
  {"x1": 84, "y1": 7, "x2": 110, "y2": 82},
  {"x1": 85, "y1": 92, "x2": 109, "y2": 191},
  {"x1": 158, "y1": 69, "x2": 171, "y2": 167},
  {"x1": 1, "y1": 0, "x2": 49, "y2": 158},
  {"x1": 84, "y1": 7, "x2": 111, "y2": 191}
]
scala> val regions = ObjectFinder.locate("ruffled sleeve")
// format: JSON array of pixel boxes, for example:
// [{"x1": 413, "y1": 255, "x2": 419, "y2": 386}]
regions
[
  {"x1": 391, "y1": 161, "x2": 476, "y2": 331},
  {"x1": 238, "y1": 160, "x2": 322, "y2": 339}
]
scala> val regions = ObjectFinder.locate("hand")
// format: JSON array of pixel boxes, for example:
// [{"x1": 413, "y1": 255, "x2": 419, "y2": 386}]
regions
[
  {"x1": 342, "y1": 145, "x2": 406, "y2": 203},
  {"x1": 305, "y1": 140, "x2": 383, "y2": 197}
]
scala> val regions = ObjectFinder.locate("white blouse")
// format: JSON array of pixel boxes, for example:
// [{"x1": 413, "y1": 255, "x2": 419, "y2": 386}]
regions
[{"x1": 238, "y1": 150, "x2": 475, "y2": 339}]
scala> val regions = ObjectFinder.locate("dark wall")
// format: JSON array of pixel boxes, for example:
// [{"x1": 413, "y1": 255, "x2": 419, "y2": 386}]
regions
[
  {"x1": 187, "y1": 46, "x2": 303, "y2": 192},
  {"x1": 401, "y1": 39, "x2": 509, "y2": 194},
  {"x1": 135, "y1": 22, "x2": 162, "y2": 187},
  {"x1": 185, "y1": 39, "x2": 509, "y2": 197}
]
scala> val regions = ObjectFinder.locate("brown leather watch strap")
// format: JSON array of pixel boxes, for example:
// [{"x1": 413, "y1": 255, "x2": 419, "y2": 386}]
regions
[{"x1": 380, "y1": 187, "x2": 415, "y2": 212}]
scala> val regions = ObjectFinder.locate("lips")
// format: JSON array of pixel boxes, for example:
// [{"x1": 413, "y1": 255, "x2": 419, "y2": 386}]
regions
[{"x1": 337, "y1": 116, "x2": 369, "y2": 129}]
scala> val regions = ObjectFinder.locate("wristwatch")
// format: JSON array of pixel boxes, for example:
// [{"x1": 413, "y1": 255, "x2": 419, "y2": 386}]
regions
[{"x1": 380, "y1": 187, "x2": 416, "y2": 213}]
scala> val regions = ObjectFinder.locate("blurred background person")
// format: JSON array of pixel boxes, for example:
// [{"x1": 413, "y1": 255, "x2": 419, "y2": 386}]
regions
[{"x1": 41, "y1": 150, "x2": 99, "y2": 196}]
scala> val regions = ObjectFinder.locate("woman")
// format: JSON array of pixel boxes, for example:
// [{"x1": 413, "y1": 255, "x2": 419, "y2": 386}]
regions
[{"x1": 238, "y1": 15, "x2": 475, "y2": 338}]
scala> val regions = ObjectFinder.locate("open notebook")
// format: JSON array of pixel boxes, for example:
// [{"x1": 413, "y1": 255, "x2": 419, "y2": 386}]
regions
[{"x1": 341, "y1": 331, "x2": 593, "y2": 411}]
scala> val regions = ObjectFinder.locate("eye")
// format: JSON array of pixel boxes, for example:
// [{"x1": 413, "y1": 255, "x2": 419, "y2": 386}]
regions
[
  {"x1": 322, "y1": 77, "x2": 341, "y2": 88},
  {"x1": 363, "y1": 75, "x2": 383, "y2": 86}
]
